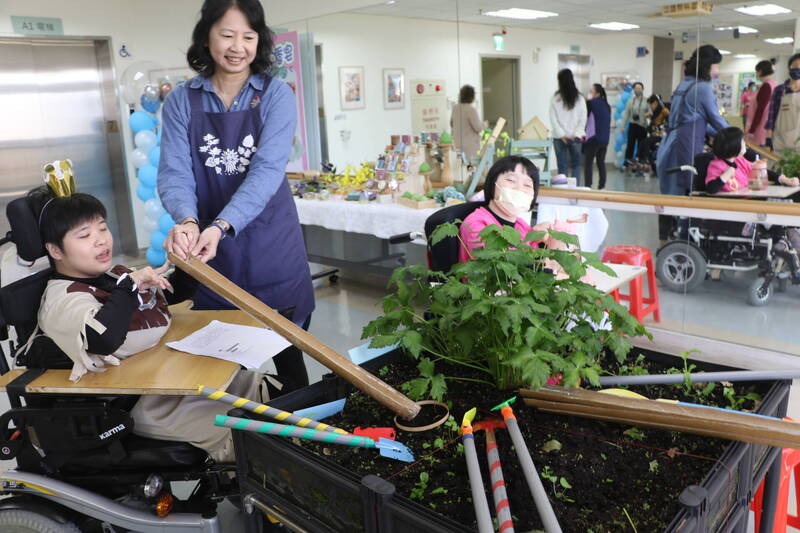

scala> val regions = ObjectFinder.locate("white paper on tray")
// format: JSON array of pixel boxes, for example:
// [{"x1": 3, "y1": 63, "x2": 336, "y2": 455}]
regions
[{"x1": 166, "y1": 320, "x2": 292, "y2": 369}]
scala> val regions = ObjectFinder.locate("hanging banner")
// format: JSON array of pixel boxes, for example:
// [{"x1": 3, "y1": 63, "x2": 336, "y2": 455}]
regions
[{"x1": 272, "y1": 31, "x2": 309, "y2": 172}]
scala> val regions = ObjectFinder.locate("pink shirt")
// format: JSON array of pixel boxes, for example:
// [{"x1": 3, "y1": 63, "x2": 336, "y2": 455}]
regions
[
  {"x1": 705, "y1": 155, "x2": 752, "y2": 193},
  {"x1": 458, "y1": 206, "x2": 539, "y2": 263}
]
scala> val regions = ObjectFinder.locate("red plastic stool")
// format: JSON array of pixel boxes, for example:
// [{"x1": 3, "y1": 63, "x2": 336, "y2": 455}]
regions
[
  {"x1": 600, "y1": 245, "x2": 661, "y2": 323},
  {"x1": 750, "y1": 442, "x2": 800, "y2": 532}
]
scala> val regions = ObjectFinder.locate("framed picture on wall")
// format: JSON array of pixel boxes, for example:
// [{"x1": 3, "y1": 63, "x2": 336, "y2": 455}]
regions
[
  {"x1": 339, "y1": 66, "x2": 365, "y2": 110},
  {"x1": 383, "y1": 68, "x2": 405, "y2": 109}
]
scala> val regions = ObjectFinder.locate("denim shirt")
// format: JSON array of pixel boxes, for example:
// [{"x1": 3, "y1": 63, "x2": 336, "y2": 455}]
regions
[
  {"x1": 158, "y1": 73, "x2": 297, "y2": 234},
  {"x1": 666, "y1": 76, "x2": 728, "y2": 137}
]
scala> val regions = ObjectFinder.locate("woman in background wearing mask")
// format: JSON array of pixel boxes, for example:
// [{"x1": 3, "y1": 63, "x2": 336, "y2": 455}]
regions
[
  {"x1": 741, "y1": 81, "x2": 757, "y2": 132},
  {"x1": 746, "y1": 60, "x2": 776, "y2": 148},
  {"x1": 766, "y1": 53, "x2": 800, "y2": 153},
  {"x1": 458, "y1": 156, "x2": 540, "y2": 262},
  {"x1": 623, "y1": 82, "x2": 649, "y2": 170}
]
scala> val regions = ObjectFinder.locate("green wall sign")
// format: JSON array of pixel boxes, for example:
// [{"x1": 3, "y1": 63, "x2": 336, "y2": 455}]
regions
[{"x1": 11, "y1": 16, "x2": 64, "y2": 35}]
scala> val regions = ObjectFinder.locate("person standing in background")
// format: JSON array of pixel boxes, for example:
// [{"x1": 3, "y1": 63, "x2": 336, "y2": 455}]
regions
[
  {"x1": 623, "y1": 82, "x2": 649, "y2": 170},
  {"x1": 746, "y1": 61, "x2": 776, "y2": 148},
  {"x1": 583, "y1": 83, "x2": 610, "y2": 189},
  {"x1": 450, "y1": 85, "x2": 483, "y2": 162},
  {"x1": 766, "y1": 54, "x2": 800, "y2": 154},
  {"x1": 740, "y1": 81, "x2": 757, "y2": 132},
  {"x1": 550, "y1": 68, "x2": 587, "y2": 177}
]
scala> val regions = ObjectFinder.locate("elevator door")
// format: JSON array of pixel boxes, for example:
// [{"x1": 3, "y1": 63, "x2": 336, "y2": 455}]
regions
[
  {"x1": 557, "y1": 53, "x2": 591, "y2": 96},
  {"x1": 0, "y1": 38, "x2": 126, "y2": 248}
]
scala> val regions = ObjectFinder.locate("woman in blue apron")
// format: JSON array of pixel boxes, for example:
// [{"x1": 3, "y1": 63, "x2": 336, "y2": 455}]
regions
[
  {"x1": 656, "y1": 45, "x2": 728, "y2": 241},
  {"x1": 158, "y1": 0, "x2": 314, "y2": 391}
]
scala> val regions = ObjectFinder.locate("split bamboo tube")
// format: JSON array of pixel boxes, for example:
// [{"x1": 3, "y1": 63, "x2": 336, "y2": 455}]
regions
[{"x1": 170, "y1": 253, "x2": 420, "y2": 420}]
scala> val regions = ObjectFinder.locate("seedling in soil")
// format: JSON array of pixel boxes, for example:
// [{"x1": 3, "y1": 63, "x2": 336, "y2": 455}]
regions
[
  {"x1": 722, "y1": 385, "x2": 762, "y2": 411},
  {"x1": 444, "y1": 415, "x2": 460, "y2": 433},
  {"x1": 648, "y1": 460, "x2": 659, "y2": 473},
  {"x1": 540, "y1": 466, "x2": 575, "y2": 502},
  {"x1": 616, "y1": 353, "x2": 649, "y2": 377},
  {"x1": 623, "y1": 427, "x2": 646, "y2": 441},
  {"x1": 410, "y1": 471, "x2": 430, "y2": 500}
]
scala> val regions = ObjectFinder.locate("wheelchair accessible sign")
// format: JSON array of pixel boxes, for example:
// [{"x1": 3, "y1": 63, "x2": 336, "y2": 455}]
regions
[{"x1": 11, "y1": 16, "x2": 64, "y2": 35}]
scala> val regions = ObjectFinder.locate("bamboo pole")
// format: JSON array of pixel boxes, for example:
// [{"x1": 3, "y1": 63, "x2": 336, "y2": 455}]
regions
[
  {"x1": 170, "y1": 253, "x2": 420, "y2": 420},
  {"x1": 746, "y1": 141, "x2": 781, "y2": 162}
]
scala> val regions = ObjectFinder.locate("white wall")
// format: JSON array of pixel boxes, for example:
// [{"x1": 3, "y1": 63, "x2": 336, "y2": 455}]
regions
[{"x1": 293, "y1": 13, "x2": 654, "y2": 167}]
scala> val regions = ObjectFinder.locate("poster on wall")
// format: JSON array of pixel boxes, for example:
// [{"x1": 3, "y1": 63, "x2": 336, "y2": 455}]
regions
[
  {"x1": 272, "y1": 31, "x2": 308, "y2": 172},
  {"x1": 339, "y1": 66, "x2": 365, "y2": 110},
  {"x1": 411, "y1": 79, "x2": 448, "y2": 135},
  {"x1": 383, "y1": 68, "x2": 405, "y2": 109},
  {"x1": 712, "y1": 73, "x2": 734, "y2": 114}
]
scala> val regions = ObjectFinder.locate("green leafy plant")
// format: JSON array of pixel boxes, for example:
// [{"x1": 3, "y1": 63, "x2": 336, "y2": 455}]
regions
[
  {"x1": 722, "y1": 385, "x2": 762, "y2": 411},
  {"x1": 362, "y1": 223, "x2": 648, "y2": 396},
  {"x1": 541, "y1": 466, "x2": 574, "y2": 502},
  {"x1": 776, "y1": 149, "x2": 800, "y2": 178},
  {"x1": 623, "y1": 427, "x2": 646, "y2": 441},
  {"x1": 409, "y1": 472, "x2": 429, "y2": 501}
]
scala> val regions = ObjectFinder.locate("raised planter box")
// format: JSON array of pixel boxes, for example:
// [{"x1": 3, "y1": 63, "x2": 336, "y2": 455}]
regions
[{"x1": 233, "y1": 349, "x2": 790, "y2": 533}]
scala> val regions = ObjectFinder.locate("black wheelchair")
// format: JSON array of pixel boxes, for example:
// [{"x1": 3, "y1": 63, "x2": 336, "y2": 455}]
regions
[
  {"x1": 655, "y1": 151, "x2": 799, "y2": 306},
  {"x1": 0, "y1": 196, "x2": 245, "y2": 533}
]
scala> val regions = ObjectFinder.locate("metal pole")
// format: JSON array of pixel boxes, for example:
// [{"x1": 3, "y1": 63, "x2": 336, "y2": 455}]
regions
[
  {"x1": 485, "y1": 427, "x2": 515, "y2": 533},
  {"x1": 461, "y1": 409, "x2": 494, "y2": 533},
  {"x1": 598, "y1": 369, "x2": 800, "y2": 387}
]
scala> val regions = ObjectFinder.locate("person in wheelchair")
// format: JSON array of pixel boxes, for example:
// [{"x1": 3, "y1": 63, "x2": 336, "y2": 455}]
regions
[
  {"x1": 23, "y1": 185, "x2": 265, "y2": 463},
  {"x1": 704, "y1": 126, "x2": 799, "y2": 193},
  {"x1": 458, "y1": 155, "x2": 541, "y2": 262}
]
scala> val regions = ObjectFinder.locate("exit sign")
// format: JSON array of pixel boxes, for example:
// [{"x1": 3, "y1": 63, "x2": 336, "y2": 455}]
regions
[{"x1": 11, "y1": 16, "x2": 64, "y2": 35}]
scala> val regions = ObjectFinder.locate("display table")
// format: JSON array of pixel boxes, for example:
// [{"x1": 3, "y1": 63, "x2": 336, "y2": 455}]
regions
[
  {"x1": 592, "y1": 263, "x2": 647, "y2": 295},
  {"x1": 0, "y1": 302, "x2": 248, "y2": 396}
]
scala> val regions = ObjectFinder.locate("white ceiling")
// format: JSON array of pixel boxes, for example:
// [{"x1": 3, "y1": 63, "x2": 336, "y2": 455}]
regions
[{"x1": 352, "y1": 0, "x2": 799, "y2": 44}]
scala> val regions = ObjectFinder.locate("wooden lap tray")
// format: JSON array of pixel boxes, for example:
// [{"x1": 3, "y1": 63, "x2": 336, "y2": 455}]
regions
[{"x1": 0, "y1": 302, "x2": 256, "y2": 395}]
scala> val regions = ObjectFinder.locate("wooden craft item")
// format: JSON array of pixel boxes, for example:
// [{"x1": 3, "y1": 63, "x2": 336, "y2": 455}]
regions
[{"x1": 169, "y1": 253, "x2": 420, "y2": 420}]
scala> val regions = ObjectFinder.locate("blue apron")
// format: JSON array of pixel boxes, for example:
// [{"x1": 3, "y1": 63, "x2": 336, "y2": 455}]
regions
[
  {"x1": 188, "y1": 75, "x2": 314, "y2": 325},
  {"x1": 657, "y1": 80, "x2": 705, "y2": 195}
]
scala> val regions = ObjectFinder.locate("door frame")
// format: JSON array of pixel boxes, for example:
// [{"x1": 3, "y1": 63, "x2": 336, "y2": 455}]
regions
[
  {"x1": 0, "y1": 34, "x2": 137, "y2": 255},
  {"x1": 479, "y1": 53, "x2": 522, "y2": 136}
]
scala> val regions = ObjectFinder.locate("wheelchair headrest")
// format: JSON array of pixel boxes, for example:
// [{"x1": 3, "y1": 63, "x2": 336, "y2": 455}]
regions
[
  {"x1": 6, "y1": 196, "x2": 46, "y2": 263},
  {"x1": 425, "y1": 201, "x2": 483, "y2": 273},
  {"x1": 0, "y1": 267, "x2": 52, "y2": 340}
]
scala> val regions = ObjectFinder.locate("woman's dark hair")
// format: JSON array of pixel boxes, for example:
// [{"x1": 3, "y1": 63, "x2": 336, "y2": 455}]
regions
[
  {"x1": 755, "y1": 59, "x2": 774, "y2": 77},
  {"x1": 633, "y1": 81, "x2": 644, "y2": 90},
  {"x1": 747, "y1": 81, "x2": 757, "y2": 88},
  {"x1": 684, "y1": 45, "x2": 723, "y2": 81},
  {"x1": 556, "y1": 69, "x2": 580, "y2": 110},
  {"x1": 787, "y1": 53, "x2": 800, "y2": 69},
  {"x1": 483, "y1": 155, "x2": 540, "y2": 209},
  {"x1": 712, "y1": 127, "x2": 744, "y2": 160},
  {"x1": 591, "y1": 83, "x2": 609, "y2": 108},
  {"x1": 647, "y1": 93, "x2": 664, "y2": 113},
  {"x1": 28, "y1": 186, "x2": 107, "y2": 251},
  {"x1": 186, "y1": 0, "x2": 274, "y2": 77},
  {"x1": 459, "y1": 85, "x2": 476, "y2": 104}
]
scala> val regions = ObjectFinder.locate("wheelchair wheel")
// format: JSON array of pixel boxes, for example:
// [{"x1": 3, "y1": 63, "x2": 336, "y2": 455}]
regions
[
  {"x1": 656, "y1": 242, "x2": 707, "y2": 292},
  {"x1": 747, "y1": 277, "x2": 772, "y2": 306},
  {"x1": 0, "y1": 509, "x2": 81, "y2": 533}
]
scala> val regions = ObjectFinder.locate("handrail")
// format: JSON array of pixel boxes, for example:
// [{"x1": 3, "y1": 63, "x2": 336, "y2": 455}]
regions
[{"x1": 538, "y1": 187, "x2": 800, "y2": 217}]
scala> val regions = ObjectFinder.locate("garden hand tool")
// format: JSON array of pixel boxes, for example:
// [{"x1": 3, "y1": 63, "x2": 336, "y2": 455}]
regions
[
  {"x1": 598, "y1": 369, "x2": 800, "y2": 387},
  {"x1": 353, "y1": 427, "x2": 396, "y2": 440},
  {"x1": 460, "y1": 408, "x2": 494, "y2": 533},
  {"x1": 200, "y1": 385, "x2": 349, "y2": 433},
  {"x1": 170, "y1": 252, "x2": 420, "y2": 420},
  {"x1": 474, "y1": 418, "x2": 514, "y2": 533},
  {"x1": 215, "y1": 415, "x2": 414, "y2": 462},
  {"x1": 492, "y1": 397, "x2": 563, "y2": 533}
]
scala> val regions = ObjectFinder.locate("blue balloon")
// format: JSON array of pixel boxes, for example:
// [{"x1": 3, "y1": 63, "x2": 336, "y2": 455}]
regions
[
  {"x1": 150, "y1": 230, "x2": 167, "y2": 250},
  {"x1": 156, "y1": 128, "x2": 162, "y2": 145},
  {"x1": 148, "y1": 146, "x2": 160, "y2": 167},
  {"x1": 146, "y1": 247, "x2": 167, "y2": 267},
  {"x1": 136, "y1": 183, "x2": 155, "y2": 202},
  {"x1": 624, "y1": 83, "x2": 633, "y2": 92},
  {"x1": 130, "y1": 111, "x2": 156, "y2": 133},
  {"x1": 140, "y1": 94, "x2": 161, "y2": 113},
  {"x1": 137, "y1": 164, "x2": 158, "y2": 187},
  {"x1": 158, "y1": 212, "x2": 175, "y2": 233}
]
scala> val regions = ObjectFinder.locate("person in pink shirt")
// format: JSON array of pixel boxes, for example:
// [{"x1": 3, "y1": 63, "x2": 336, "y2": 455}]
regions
[
  {"x1": 740, "y1": 81, "x2": 756, "y2": 131},
  {"x1": 458, "y1": 155, "x2": 540, "y2": 263}
]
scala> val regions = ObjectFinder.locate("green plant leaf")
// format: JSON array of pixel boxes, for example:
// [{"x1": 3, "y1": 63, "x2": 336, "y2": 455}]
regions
[
  {"x1": 417, "y1": 357, "x2": 435, "y2": 378},
  {"x1": 429, "y1": 373, "x2": 447, "y2": 401},
  {"x1": 369, "y1": 334, "x2": 400, "y2": 349},
  {"x1": 402, "y1": 330, "x2": 424, "y2": 358},
  {"x1": 559, "y1": 477, "x2": 573, "y2": 489},
  {"x1": 403, "y1": 377, "x2": 430, "y2": 400},
  {"x1": 430, "y1": 222, "x2": 460, "y2": 245},
  {"x1": 546, "y1": 229, "x2": 579, "y2": 247}
]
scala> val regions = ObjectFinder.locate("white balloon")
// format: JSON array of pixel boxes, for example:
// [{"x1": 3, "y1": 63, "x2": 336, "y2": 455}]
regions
[
  {"x1": 142, "y1": 216, "x2": 159, "y2": 232},
  {"x1": 131, "y1": 149, "x2": 149, "y2": 168},
  {"x1": 143, "y1": 198, "x2": 163, "y2": 220},
  {"x1": 135, "y1": 130, "x2": 157, "y2": 151}
]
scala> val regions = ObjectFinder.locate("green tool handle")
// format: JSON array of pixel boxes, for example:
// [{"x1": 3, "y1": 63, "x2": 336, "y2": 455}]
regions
[{"x1": 215, "y1": 415, "x2": 373, "y2": 448}]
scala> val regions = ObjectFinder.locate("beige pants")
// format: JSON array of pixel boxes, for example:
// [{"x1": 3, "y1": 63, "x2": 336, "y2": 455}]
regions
[{"x1": 131, "y1": 370, "x2": 264, "y2": 462}]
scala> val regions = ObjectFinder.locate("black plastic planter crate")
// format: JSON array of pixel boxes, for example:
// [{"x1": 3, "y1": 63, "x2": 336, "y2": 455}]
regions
[{"x1": 232, "y1": 349, "x2": 790, "y2": 533}]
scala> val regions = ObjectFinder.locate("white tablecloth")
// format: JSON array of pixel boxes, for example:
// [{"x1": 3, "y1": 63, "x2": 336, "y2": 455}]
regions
[
  {"x1": 294, "y1": 198, "x2": 440, "y2": 240},
  {"x1": 536, "y1": 202, "x2": 608, "y2": 253}
]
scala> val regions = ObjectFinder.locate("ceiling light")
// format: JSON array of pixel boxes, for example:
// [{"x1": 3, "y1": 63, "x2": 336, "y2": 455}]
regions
[
  {"x1": 715, "y1": 25, "x2": 758, "y2": 33},
  {"x1": 589, "y1": 22, "x2": 639, "y2": 31},
  {"x1": 719, "y1": 49, "x2": 731, "y2": 55},
  {"x1": 483, "y1": 8, "x2": 558, "y2": 20},
  {"x1": 735, "y1": 53, "x2": 757, "y2": 58},
  {"x1": 735, "y1": 4, "x2": 791, "y2": 16},
  {"x1": 764, "y1": 36, "x2": 794, "y2": 44}
]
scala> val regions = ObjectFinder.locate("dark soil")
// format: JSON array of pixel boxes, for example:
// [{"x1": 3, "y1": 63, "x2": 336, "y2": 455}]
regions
[{"x1": 295, "y1": 350, "x2": 772, "y2": 532}]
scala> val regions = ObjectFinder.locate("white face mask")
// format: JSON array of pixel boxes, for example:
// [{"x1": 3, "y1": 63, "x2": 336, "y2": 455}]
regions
[{"x1": 497, "y1": 185, "x2": 533, "y2": 216}]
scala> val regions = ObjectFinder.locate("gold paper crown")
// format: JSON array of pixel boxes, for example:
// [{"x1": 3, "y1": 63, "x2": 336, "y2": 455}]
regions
[{"x1": 42, "y1": 159, "x2": 76, "y2": 198}]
